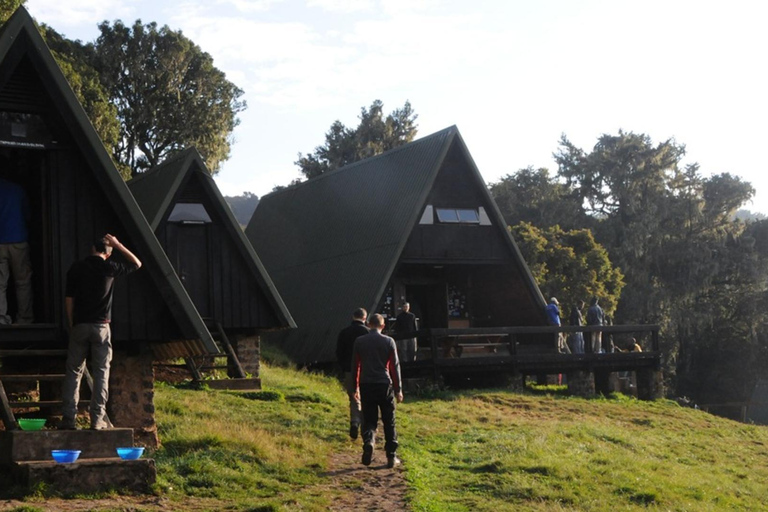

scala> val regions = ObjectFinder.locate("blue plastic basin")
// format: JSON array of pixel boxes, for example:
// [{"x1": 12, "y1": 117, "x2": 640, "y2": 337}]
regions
[
  {"x1": 51, "y1": 450, "x2": 81, "y2": 463},
  {"x1": 116, "y1": 447, "x2": 144, "y2": 460}
]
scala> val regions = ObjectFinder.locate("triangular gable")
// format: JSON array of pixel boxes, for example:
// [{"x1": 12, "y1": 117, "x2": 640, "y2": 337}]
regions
[
  {"x1": 247, "y1": 126, "x2": 546, "y2": 364},
  {"x1": 129, "y1": 148, "x2": 296, "y2": 330},
  {"x1": 0, "y1": 7, "x2": 217, "y2": 354}
]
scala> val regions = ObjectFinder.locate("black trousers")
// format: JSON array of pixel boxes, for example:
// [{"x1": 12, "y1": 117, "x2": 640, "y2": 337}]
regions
[{"x1": 360, "y1": 383, "x2": 398, "y2": 456}]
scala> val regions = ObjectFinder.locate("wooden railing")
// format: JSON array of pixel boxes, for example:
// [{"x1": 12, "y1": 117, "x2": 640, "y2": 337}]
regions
[{"x1": 388, "y1": 325, "x2": 661, "y2": 379}]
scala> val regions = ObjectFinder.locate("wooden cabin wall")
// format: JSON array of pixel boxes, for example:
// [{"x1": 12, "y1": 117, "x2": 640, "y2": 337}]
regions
[
  {"x1": 401, "y1": 153, "x2": 508, "y2": 261},
  {"x1": 48, "y1": 149, "x2": 181, "y2": 343},
  {"x1": 158, "y1": 176, "x2": 281, "y2": 330}
]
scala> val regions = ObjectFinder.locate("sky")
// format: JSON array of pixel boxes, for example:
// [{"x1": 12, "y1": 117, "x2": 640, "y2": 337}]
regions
[{"x1": 24, "y1": 0, "x2": 768, "y2": 213}]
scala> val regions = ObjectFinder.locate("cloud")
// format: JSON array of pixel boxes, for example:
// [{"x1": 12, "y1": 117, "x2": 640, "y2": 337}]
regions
[
  {"x1": 217, "y1": 0, "x2": 284, "y2": 13},
  {"x1": 26, "y1": 0, "x2": 135, "y2": 31},
  {"x1": 306, "y1": 0, "x2": 374, "y2": 13}
]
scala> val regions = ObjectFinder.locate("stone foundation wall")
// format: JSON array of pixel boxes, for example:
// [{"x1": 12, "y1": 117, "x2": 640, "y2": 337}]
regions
[
  {"x1": 567, "y1": 370, "x2": 595, "y2": 397},
  {"x1": 108, "y1": 350, "x2": 158, "y2": 448},
  {"x1": 233, "y1": 334, "x2": 260, "y2": 378},
  {"x1": 637, "y1": 368, "x2": 664, "y2": 400}
]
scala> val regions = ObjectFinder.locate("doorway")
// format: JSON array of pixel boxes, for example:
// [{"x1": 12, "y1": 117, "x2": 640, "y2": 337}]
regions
[
  {"x1": 405, "y1": 284, "x2": 448, "y2": 330},
  {"x1": 166, "y1": 222, "x2": 211, "y2": 318}
]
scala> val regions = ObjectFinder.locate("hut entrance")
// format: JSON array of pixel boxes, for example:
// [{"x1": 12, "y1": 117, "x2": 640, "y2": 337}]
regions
[
  {"x1": 165, "y1": 203, "x2": 213, "y2": 318},
  {"x1": 405, "y1": 283, "x2": 448, "y2": 330},
  {"x1": 0, "y1": 146, "x2": 57, "y2": 325}
]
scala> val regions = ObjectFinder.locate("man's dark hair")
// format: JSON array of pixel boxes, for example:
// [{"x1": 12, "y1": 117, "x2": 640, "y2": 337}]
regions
[
  {"x1": 591, "y1": 297, "x2": 599, "y2": 306},
  {"x1": 353, "y1": 308, "x2": 367, "y2": 320},
  {"x1": 93, "y1": 235, "x2": 109, "y2": 254}
]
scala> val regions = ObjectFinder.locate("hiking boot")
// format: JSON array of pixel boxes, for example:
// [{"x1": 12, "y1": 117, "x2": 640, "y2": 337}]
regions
[
  {"x1": 387, "y1": 455, "x2": 401, "y2": 468},
  {"x1": 59, "y1": 420, "x2": 77, "y2": 430},
  {"x1": 349, "y1": 423, "x2": 359, "y2": 440},
  {"x1": 362, "y1": 442, "x2": 374, "y2": 466}
]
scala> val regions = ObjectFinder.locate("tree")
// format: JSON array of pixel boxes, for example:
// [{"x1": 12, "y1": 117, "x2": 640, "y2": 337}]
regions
[
  {"x1": 295, "y1": 99, "x2": 418, "y2": 180},
  {"x1": 0, "y1": 0, "x2": 24, "y2": 23},
  {"x1": 489, "y1": 167, "x2": 588, "y2": 231},
  {"x1": 511, "y1": 222, "x2": 624, "y2": 318},
  {"x1": 39, "y1": 25, "x2": 126, "y2": 177},
  {"x1": 554, "y1": 131, "x2": 759, "y2": 401},
  {"x1": 91, "y1": 20, "x2": 246, "y2": 176}
]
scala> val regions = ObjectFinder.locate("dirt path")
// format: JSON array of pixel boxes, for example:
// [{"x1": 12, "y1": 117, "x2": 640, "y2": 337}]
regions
[
  {"x1": 325, "y1": 444, "x2": 409, "y2": 511},
  {"x1": 0, "y1": 445, "x2": 409, "y2": 512}
]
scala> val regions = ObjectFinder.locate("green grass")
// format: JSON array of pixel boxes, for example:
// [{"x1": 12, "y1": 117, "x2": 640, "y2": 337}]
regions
[
  {"x1": 150, "y1": 362, "x2": 768, "y2": 511},
  {"x1": 7, "y1": 356, "x2": 765, "y2": 510},
  {"x1": 399, "y1": 390, "x2": 768, "y2": 511}
]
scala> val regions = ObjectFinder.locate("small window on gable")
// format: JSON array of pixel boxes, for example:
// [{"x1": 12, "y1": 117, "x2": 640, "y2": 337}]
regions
[
  {"x1": 168, "y1": 203, "x2": 212, "y2": 224},
  {"x1": 436, "y1": 208, "x2": 480, "y2": 224}
]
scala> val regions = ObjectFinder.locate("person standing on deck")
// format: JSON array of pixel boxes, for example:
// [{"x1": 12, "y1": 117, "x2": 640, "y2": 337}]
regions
[
  {"x1": 393, "y1": 302, "x2": 418, "y2": 362},
  {"x1": 336, "y1": 307, "x2": 369, "y2": 440},
  {"x1": 353, "y1": 313, "x2": 403, "y2": 468},
  {"x1": 545, "y1": 297, "x2": 570, "y2": 354},
  {"x1": 569, "y1": 300, "x2": 586, "y2": 354},
  {"x1": 0, "y1": 177, "x2": 34, "y2": 325},
  {"x1": 586, "y1": 297, "x2": 605, "y2": 354},
  {"x1": 61, "y1": 234, "x2": 141, "y2": 430}
]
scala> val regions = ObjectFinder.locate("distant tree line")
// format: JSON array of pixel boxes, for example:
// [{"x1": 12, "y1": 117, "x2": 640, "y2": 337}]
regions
[{"x1": 490, "y1": 132, "x2": 768, "y2": 405}]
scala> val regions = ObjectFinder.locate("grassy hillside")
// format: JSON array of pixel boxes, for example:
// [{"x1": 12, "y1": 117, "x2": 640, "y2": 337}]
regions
[{"x1": 150, "y1": 364, "x2": 768, "y2": 511}]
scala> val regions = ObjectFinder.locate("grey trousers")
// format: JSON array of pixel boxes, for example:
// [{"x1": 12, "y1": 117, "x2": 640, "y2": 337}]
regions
[
  {"x1": 343, "y1": 371, "x2": 362, "y2": 427},
  {"x1": 62, "y1": 323, "x2": 113, "y2": 429},
  {"x1": 397, "y1": 337, "x2": 417, "y2": 362},
  {"x1": 0, "y1": 242, "x2": 33, "y2": 325}
]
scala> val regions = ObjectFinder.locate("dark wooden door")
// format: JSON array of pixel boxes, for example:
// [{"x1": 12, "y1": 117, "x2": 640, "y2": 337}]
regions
[{"x1": 167, "y1": 223, "x2": 211, "y2": 318}]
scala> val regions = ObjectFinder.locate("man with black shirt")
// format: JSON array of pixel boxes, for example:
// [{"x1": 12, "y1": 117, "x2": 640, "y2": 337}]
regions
[
  {"x1": 61, "y1": 234, "x2": 141, "y2": 430},
  {"x1": 336, "y1": 307, "x2": 369, "y2": 439}
]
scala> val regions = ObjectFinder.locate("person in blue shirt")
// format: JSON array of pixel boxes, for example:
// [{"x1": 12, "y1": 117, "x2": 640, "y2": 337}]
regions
[
  {"x1": 545, "y1": 297, "x2": 569, "y2": 354},
  {"x1": 0, "y1": 176, "x2": 33, "y2": 325}
]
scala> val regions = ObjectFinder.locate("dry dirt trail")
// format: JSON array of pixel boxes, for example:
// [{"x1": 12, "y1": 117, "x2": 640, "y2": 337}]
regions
[{"x1": 325, "y1": 444, "x2": 409, "y2": 511}]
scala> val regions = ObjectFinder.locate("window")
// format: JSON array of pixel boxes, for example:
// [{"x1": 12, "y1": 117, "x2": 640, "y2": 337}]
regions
[
  {"x1": 435, "y1": 208, "x2": 480, "y2": 224},
  {"x1": 168, "y1": 203, "x2": 212, "y2": 223}
]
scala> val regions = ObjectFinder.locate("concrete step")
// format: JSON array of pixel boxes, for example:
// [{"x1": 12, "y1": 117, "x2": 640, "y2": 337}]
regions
[
  {"x1": 204, "y1": 378, "x2": 261, "y2": 390},
  {"x1": 13, "y1": 458, "x2": 156, "y2": 494},
  {"x1": 0, "y1": 428, "x2": 134, "y2": 464}
]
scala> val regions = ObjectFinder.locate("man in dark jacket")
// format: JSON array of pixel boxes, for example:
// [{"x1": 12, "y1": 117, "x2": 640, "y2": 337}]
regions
[
  {"x1": 336, "y1": 308, "x2": 369, "y2": 439},
  {"x1": 393, "y1": 302, "x2": 418, "y2": 362},
  {"x1": 353, "y1": 313, "x2": 403, "y2": 468}
]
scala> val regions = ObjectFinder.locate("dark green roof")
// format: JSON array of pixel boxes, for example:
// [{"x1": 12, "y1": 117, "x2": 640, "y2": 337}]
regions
[
  {"x1": 246, "y1": 126, "x2": 545, "y2": 364},
  {"x1": 129, "y1": 148, "x2": 296, "y2": 329},
  {"x1": 0, "y1": 7, "x2": 217, "y2": 355}
]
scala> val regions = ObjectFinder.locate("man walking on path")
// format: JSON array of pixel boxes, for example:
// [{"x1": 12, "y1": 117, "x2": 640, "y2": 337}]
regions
[
  {"x1": 336, "y1": 307, "x2": 369, "y2": 440},
  {"x1": 586, "y1": 297, "x2": 605, "y2": 354},
  {"x1": 0, "y1": 176, "x2": 34, "y2": 325},
  {"x1": 393, "y1": 302, "x2": 418, "y2": 362},
  {"x1": 61, "y1": 234, "x2": 141, "y2": 430},
  {"x1": 353, "y1": 313, "x2": 403, "y2": 468}
]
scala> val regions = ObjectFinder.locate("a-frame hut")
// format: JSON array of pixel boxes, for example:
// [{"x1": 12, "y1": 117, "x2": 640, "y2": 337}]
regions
[
  {"x1": 128, "y1": 148, "x2": 295, "y2": 379},
  {"x1": 246, "y1": 126, "x2": 548, "y2": 367},
  {"x1": 0, "y1": 8, "x2": 217, "y2": 443}
]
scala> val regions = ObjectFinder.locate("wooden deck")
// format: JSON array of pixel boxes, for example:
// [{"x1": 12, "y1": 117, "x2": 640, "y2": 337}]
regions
[{"x1": 395, "y1": 325, "x2": 661, "y2": 380}]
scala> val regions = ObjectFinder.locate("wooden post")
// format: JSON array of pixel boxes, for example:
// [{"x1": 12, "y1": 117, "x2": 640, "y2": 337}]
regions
[
  {"x1": 0, "y1": 380, "x2": 19, "y2": 430},
  {"x1": 430, "y1": 331, "x2": 440, "y2": 383}
]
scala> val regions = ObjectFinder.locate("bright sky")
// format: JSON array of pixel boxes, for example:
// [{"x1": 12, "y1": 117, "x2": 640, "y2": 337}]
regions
[{"x1": 24, "y1": 0, "x2": 768, "y2": 213}]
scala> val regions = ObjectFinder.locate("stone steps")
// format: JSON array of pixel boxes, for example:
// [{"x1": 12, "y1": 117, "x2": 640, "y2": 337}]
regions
[{"x1": 0, "y1": 428, "x2": 156, "y2": 494}]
